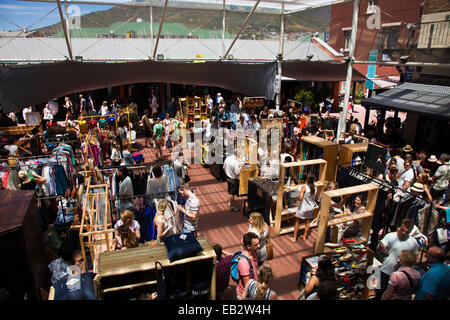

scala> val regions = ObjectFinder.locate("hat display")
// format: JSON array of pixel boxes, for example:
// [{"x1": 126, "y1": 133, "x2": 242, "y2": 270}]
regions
[
  {"x1": 428, "y1": 155, "x2": 438, "y2": 162},
  {"x1": 411, "y1": 183, "x2": 424, "y2": 193}
]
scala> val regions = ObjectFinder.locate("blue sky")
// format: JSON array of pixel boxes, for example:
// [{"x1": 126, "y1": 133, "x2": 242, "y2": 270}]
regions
[{"x1": 0, "y1": 0, "x2": 114, "y2": 31}]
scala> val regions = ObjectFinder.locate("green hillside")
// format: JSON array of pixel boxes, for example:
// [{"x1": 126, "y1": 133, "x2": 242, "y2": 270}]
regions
[{"x1": 38, "y1": 5, "x2": 330, "y2": 39}]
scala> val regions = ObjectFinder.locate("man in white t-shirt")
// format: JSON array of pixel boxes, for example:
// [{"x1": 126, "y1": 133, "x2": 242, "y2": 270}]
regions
[
  {"x1": 223, "y1": 151, "x2": 241, "y2": 211},
  {"x1": 397, "y1": 159, "x2": 415, "y2": 192},
  {"x1": 235, "y1": 115, "x2": 248, "y2": 137},
  {"x1": 376, "y1": 218, "x2": 419, "y2": 299},
  {"x1": 206, "y1": 94, "x2": 213, "y2": 111},
  {"x1": 22, "y1": 106, "x2": 32, "y2": 124}
]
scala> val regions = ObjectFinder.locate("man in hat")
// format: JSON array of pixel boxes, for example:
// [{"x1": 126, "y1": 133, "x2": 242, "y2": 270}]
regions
[
  {"x1": 410, "y1": 183, "x2": 425, "y2": 198},
  {"x1": 427, "y1": 155, "x2": 439, "y2": 177},
  {"x1": 415, "y1": 246, "x2": 450, "y2": 300},
  {"x1": 402, "y1": 145, "x2": 413, "y2": 158},
  {"x1": 431, "y1": 153, "x2": 450, "y2": 201}
]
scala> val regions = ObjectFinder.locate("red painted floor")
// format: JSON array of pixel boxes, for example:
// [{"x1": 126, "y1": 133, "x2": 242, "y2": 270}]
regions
[{"x1": 134, "y1": 135, "x2": 317, "y2": 300}]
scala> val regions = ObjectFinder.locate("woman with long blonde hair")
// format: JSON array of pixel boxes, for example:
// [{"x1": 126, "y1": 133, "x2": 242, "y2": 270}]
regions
[
  {"x1": 248, "y1": 212, "x2": 269, "y2": 265},
  {"x1": 242, "y1": 263, "x2": 277, "y2": 300},
  {"x1": 153, "y1": 199, "x2": 179, "y2": 243}
]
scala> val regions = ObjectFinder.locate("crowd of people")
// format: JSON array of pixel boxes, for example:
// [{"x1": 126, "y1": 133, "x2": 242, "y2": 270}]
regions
[{"x1": 0, "y1": 86, "x2": 449, "y2": 301}]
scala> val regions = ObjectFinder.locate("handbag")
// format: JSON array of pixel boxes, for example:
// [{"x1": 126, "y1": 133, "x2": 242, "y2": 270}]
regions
[{"x1": 266, "y1": 238, "x2": 273, "y2": 260}]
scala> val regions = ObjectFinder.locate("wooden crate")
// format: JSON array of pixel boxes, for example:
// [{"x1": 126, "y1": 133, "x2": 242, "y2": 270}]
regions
[
  {"x1": 300, "y1": 135, "x2": 338, "y2": 182},
  {"x1": 338, "y1": 142, "x2": 368, "y2": 167},
  {"x1": 313, "y1": 183, "x2": 379, "y2": 255},
  {"x1": 273, "y1": 159, "x2": 327, "y2": 235},
  {"x1": 94, "y1": 236, "x2": 216, "y2": 300}
]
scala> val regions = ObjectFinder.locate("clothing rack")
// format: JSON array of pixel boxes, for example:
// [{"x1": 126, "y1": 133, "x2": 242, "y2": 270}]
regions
[{"x1": 336, "y1": 163, "x2": 434, "y2": 245}]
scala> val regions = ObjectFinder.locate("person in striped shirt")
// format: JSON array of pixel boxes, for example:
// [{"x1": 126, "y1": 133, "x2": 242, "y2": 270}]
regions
[{"x1": 177, "y1": 184, "x2": 200, "y2": 235}]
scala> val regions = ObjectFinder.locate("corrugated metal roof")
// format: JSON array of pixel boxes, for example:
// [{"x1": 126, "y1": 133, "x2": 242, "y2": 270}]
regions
[{"x1": 0, "y1": 37, "x2": 333, "y2": 61}]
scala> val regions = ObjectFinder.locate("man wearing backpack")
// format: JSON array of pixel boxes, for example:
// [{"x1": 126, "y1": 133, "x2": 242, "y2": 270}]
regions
[{"x1": 235, "y1": 232, "x2": 260, "y2": 300}]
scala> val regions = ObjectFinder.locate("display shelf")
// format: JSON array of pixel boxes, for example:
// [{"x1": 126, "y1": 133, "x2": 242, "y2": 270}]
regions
[
  {"x1": 273, "y1": 159, "x2": 327, "y2": 235},
  {"x1": 300, "y1": 136, "x2": 338, "y2": 182},
  {"x1": 94, "y1": 236, "x2": 216, "y2": 300},
  {"x1": 79, "y1": 182, "x2": 114, "y2": 274},
  {"x1": 236, "y1": 137, "x2": 259, "y2": 196},
  {"x1": 338, "y1": 142, "x2": 368, "y2": 168},
  {"x1": 313, "y1": 183, "x2": 379, "y2": 255}
]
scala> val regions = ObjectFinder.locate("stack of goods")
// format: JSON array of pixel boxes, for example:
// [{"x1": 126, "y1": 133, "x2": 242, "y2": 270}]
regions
[{"x1": 325, "y1": 239, "x2": 372, "y2": 300}]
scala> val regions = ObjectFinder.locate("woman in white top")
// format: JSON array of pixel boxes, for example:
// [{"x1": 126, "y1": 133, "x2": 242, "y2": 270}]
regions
[
  {"x1": 64, "y1": 97, "x2": 73, "y2": 126},
  {"x1": 100, "y1": 101, "x2": 109, "y2": 116},
  {"x1": 114, "y1": 209, "x2": 140, "y2": 245},
  {"x1": 110, "y1": 141, "x2": 122, "y2": 166},
  {"x1": 43, "y1": 104, "x2": 53, "y2": 128},
  {"x1": 292, "y1": 173, "x2": 318, "y2": 242},
  {"x1": 248, "y1": 212, "x2": 269, "y2": 266}
]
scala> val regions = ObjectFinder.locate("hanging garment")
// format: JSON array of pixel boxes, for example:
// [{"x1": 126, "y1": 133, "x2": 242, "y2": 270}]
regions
[
  {"x1": 2, "y1": 170, "x2": 9, "y2": 190},
  {"x1": 7, "y1": 169, "x2": 20, "y2": 191},
  {"x1": 144, "y1": 203, "x2": 157, "y2": 240},
  {"x1": 54, "y1": 165, "x2": 70, "y2": 196}
]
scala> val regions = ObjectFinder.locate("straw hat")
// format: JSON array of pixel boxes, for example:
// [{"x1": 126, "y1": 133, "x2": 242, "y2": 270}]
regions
[
  {"x1": 411, "y1": 183, "x2": 424, "y2": 193},
  {"x1": 428, "y1": 155, "x2": 438, "y2": 162},
  {"x1": 403, "y1": 145, "x2": 413, "y2": 153}
]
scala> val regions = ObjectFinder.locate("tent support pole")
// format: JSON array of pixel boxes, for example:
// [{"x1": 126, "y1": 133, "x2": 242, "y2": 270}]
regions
[
  {"x1": 222, "y1": 0, "x2": 261, "y2": 60},
  {"x1": 337, "y1": 0, "x2": 359, "y2": 139},
  {"x1": 57, "y1": 0, "x2": 73, "y2": 60},
  {"x1": 150, "y1": 1, "x2": 154, "y2": 56},
  {"x1": 276, "y1": 2, "x2": 285, "y2": 110},
  {"x1": 152, "y1": 0, "x2": 168, "y2": 60},
  {"x1": 222, "y1": 0, "x2": 226, "y2": 57}
]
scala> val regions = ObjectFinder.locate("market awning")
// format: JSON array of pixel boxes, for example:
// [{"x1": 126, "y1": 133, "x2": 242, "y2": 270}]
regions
[
  {"x1": 282, "y1": 61, "x2": 366, "y2": 82},
  {"x1": 361, "y1": 82, "x2": 450, "y2": 120},
  {"x1": 367, "y1": 78, "x2": 399, "y2": 89},
  {"x1": 0, "y1": 60, "x2": 276, "y2": 112}
]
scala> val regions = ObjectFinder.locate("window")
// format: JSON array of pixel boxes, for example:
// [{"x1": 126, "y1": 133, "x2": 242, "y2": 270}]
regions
[
  {"x1": 344, "y1": 30, "x2": 351, "y2": 51},
  {"x1": 378, "y1": 26, "x2": 400, "y2": 49}
]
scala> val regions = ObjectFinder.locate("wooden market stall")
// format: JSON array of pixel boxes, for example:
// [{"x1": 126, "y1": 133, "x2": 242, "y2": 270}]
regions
[
  {"x1": 338, "y1": 142, "x2": 368, "y2": 168},
  {"x1": 235, "y1": 136, "x2": 259, "y2": 196},
  {"x1": 300, "y1": 135, "x2": 338, "y2": 182},
  {"x1": 313, "y1": 183, "x2": 379, "y2": 255},
  {"x1": 79, "y1": 180, "x2": 115, "y2": 274},
  {"x1": 273, "y1": 159, "x2": 327, "y2": 235},
  {"x1": 93, "y1": 236, "x2": 216, "y2": 300}
]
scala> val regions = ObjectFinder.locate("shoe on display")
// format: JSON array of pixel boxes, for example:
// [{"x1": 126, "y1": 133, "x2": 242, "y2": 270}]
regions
[
  {"x1": 339, "y1": 253, "x2": 353, "y2": 262},
  {"x1": 333, "y1": 247, "x2": 348, "y2": 254},
  {"x1": 325, "y1": 242, "x2": 340, "y2": 248},
  {"x1": 351, "y1": 244, "x2": 365, "y2": 250},
  {"x1": 351, "y1": 261, "x2": 367, "y2": 269},
  {"x1": 337, "y1": 270, "x2": 354, "y2": 277}
]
